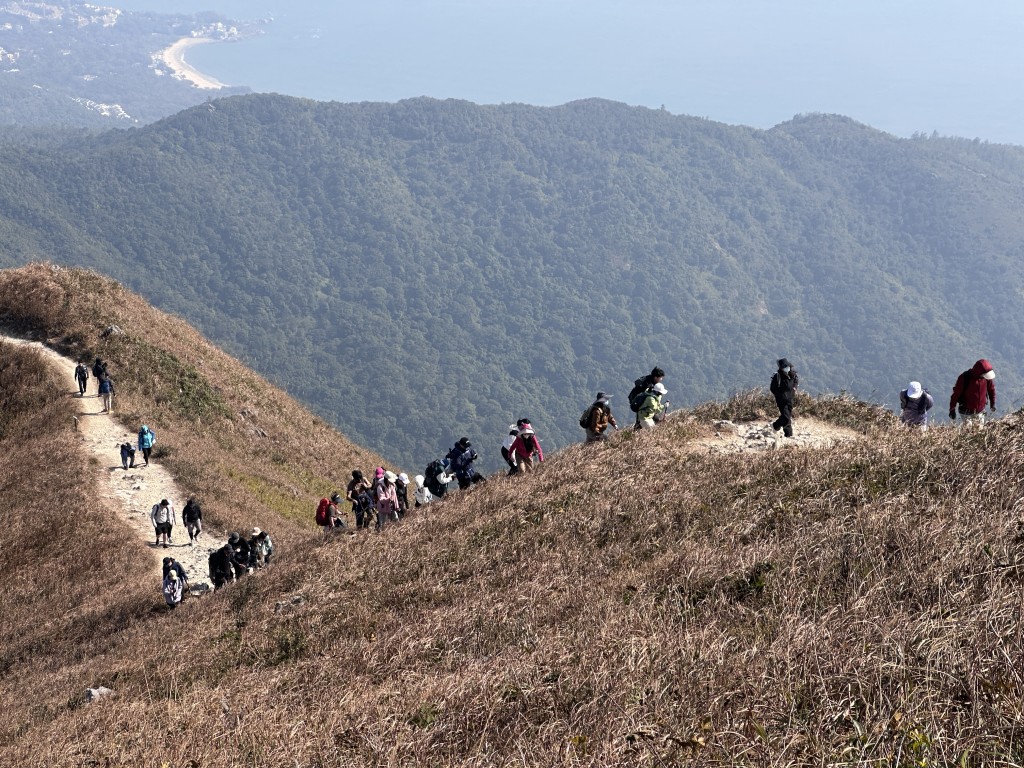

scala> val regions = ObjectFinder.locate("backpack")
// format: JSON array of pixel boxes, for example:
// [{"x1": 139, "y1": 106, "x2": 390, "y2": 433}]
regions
[
  {"x1": 628, "y1": 377, "x2": 652, "y2": 413},
  {"x1": 424, "y1": 460, "x2": 446, "y2": 497},
  {"x1": 315, "y1": 498, "x2": 330, "y2": 526},
  {"x1": 579, "y1": 405, "x2": 593, "y2": 429}
]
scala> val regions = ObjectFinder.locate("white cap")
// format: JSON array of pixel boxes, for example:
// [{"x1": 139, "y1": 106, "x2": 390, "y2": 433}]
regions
[
  {"x1": 652, "y1": 382, "x2": 667, "y2": 395},
  {"x1": 906, "y1": 381, "x2": 923, "y2": 399},
  {"x1": 398, "y1": 472, "x2": 409, "y2": 484},
  {"x1": 168, "y1": 571, "x2": 178, "y2": 580}
]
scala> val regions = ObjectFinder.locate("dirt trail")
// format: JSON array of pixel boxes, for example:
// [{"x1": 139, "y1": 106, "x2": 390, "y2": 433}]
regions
[
  {"x1": 691, "y1": 416, "x2": 861, "y2": 454},
  {"x1": 3, "y1": 335, "x2": 219, "y2": 590}
]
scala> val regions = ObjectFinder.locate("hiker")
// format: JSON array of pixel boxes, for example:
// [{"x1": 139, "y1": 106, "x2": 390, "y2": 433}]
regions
[
  {"x1": 581, "y1": 391, "x2": 618, "y2": 443},
  {"x1": 162, "y1": 556, "x2": 188, "y2": 587},
  {"x1": 395, "y1": 473, "x2": 410, "y2": 519},
  {"x1": 227, "y1": 532, "x2": 251, "y2": 578},
  {"x1": 628, "y1": 367, "x2": 666, "y2": 413},
  {"x1": 251, "y1": 528, "x2": 273, "y2": 567},
  {"x1": 414, "y1": 474, "x2": 433, "y2": 507},
  {"x1": 950, "y1": 359, "x2": 996, "y2": 426},
  {"x1": 119, "y1": 442, "x2": 136, "y2": 470},
  {"x1": 92, "y1": 357, "x2": 104, "y2": 395},
  {"x1": 138, "y1": 425, "x2": 156, "y2": 465},
  {"x1": 770, "y1": 358, "x2": 799, "y2": 438},
  {"x1": 315, "y1": 495, "x2": 336, "y2": 532},
  {"x1": 501, "y1": 424, "x2": 519, "y2": 475},
  {"x1": 509, "y1": 421, "x2": 544, "y2": 473},
  {"x1": 74, "y1": 361, "x2": 89, "y2": 396},
  {"x1": 208, "y1": 544, "x2": 234, "y2": 590},
  {"x1": 182, "y1": 497, "x2": 203, "y2": 544},
  {"x1": 150, "y1": 498, "x2": 176, "y2": 548},
  {"x1": 163, "y1": 570, "x2": 183, "y2": 609},
  {"x1": 447, "y1": 437, "x2": 484, "y2": 490},
  {"x1": 899, "y1": 381, "x2": 934, "y2": 429},
  {"x1": 636, "y1": 383, "x2": 668, "y2": 429},
  {"x1": 376, "y1": 471, "x2": 400, "y2": 530},
  {"x1": 346, "y1": 471, "x2": 373, "y2": 528},
  {"x1": 98, "y1": 375, "x2": 115, "y2": 413},
  {"x1": 424, "y1": 458, "x2": 453, "y2": 499}
]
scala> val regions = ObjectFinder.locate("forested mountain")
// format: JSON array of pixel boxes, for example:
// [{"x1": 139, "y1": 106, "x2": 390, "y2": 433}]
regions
[{"x1": 1, "y1": 94, "x2": 1024, "y2": 469}]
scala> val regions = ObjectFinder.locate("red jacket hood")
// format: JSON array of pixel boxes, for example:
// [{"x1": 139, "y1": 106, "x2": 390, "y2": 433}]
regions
[{"x1": 971, "y1": 359, "x2": 994, "y2": 377}]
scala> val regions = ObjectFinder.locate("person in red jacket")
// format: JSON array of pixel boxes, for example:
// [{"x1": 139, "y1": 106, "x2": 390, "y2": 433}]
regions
[
  {"x1": 509, "y1": 422, "x2": 544, "y2": 473},
  {"x1": 949, "y1": 359, "x2": 996, "y2": 425}
]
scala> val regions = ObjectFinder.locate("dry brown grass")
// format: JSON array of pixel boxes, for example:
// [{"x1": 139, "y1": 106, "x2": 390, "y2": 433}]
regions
[{"x1": 1, "y1": 265, "x2": 1023, "y2": 766}]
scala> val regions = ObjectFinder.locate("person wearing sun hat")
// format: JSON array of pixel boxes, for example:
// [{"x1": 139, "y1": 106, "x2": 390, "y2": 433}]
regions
[
  {"x1": 636, "y1": 382, "x2": 668, "y2": 429},
  {"x1": 509, "y1": 421, "x2": 544, "y2": 473},
  {"x1": 950, "y1": 359, "x2": 996, "y2": 426},
  {"x1": 395, "y1": 472, "x2": 410, "y2": 519},
  {"x1": 899, "y1": 381, "x2": 934, "y2": 429}
]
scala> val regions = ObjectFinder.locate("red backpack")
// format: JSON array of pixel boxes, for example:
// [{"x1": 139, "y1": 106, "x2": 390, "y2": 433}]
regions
[{"x1": 315, "y1": 498, "x2": 330, "y2": 526}]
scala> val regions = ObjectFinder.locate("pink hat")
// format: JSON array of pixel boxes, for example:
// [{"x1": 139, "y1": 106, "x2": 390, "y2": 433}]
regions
[{"x1": 375, "y1": 467, "x2": 385, "y2": 479}]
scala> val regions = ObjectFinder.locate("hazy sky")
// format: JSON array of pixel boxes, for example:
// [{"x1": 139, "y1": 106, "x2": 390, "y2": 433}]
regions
[{"x1": 119, "y1": 0, "x2": 1024, "y2": 144}]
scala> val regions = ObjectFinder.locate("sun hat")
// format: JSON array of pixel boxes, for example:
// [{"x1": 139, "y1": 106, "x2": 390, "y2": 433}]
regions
[
  {"x1": 906, "y1": 381, "x2": 923, "y2": 399},
  {"x1": 653, "y1": 382, "x2": 667, "y2": 395},
  {"x1": 508, "y1": 423, "x2": 519, "y2": 433},
  {"x1": 375, "y1": 467, "x2": 385, "y2": 479},
  {"x1": 384, "y1": 470, "x2": 398, "y2": 483},
  {"x1": 519, "y1": 426, "x2": 535, "y2": 436},
  {"x1": 251, "y1": 527, "x2": 262, "y2": 537}
]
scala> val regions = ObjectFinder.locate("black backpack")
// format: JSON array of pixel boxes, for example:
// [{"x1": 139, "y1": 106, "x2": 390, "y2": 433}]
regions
[
  {"x1": 578, "y1": 405, "x2": 594, "y2": 429},
  {"x1": 628, "y1": 377, "x2": 652, "y2": 412},
  {"x1": 424, "y1": 460, "x2": 447, "y2": 498}
]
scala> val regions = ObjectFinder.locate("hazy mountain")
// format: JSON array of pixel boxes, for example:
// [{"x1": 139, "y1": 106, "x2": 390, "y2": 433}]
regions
[{"x1": 1, "y1": 94, "x2": 1023, "y2": 470}]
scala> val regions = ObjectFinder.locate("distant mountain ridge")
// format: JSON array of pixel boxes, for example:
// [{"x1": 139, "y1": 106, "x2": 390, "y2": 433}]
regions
[{"x1": 1, "y1": 94, "x2": 1023, "y2": 469}]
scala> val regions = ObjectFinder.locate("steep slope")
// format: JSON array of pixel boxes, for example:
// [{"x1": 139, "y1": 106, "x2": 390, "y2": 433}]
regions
[
  {"x1": 1, "y1": 97, "x2": 1024, "y2": 472},
  {"x1": 2, "y1": 273, "x2": 1021, "y2": 765}
]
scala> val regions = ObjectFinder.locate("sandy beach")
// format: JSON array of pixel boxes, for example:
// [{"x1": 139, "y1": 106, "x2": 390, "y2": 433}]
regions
[{"x1": 158, "y1": 37, "x2": 228, "y2": 90}]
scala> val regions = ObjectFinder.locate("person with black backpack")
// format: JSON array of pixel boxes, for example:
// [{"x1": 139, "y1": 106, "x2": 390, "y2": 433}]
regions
[
  {"x1": 580, "y1": 392, "x2": 618, "y2": 443},
  {"x1": 424, "y1": 458, "x2": 453, "y2": 498},
  {"x1": 628, "y1": 367, "x2": 665, "y2": 415},
  {"x1": 770, "y1": 358, "x2": 799, "y2": 438}
]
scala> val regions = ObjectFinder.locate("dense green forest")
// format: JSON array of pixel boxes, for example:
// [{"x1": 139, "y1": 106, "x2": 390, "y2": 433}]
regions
[{"x1": 1, "y1": 94, "x2": 1023, "y2": 470}]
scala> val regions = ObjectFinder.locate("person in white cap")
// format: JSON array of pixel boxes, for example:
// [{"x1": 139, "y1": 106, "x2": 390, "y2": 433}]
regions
[
  {"x1": 414, "y1": 475, "x2": 433, "y2": 507},
  {"x1": 395, "y1": 473, "x2": 410, "y2": 519},
  {"x1": 250, "y1": 528, "x2": 273, "y2": 567},
  {"x1": 162, "y1": 569, "x2": 183, "y2": 609},
  {"x1": 899, "y1": 381, "x2": 934, "y2": 429},
  {"x1": 636, "y1": 383, "x2": 668, "y2": 429},
  {"x1": 949, "y1": 359, "x2": 996, "y2": 426}
]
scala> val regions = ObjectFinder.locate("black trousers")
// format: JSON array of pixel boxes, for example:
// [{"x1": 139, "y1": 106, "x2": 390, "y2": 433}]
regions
[{"x1": 773, "y1": 401, "x2": 793, "y2": 437}]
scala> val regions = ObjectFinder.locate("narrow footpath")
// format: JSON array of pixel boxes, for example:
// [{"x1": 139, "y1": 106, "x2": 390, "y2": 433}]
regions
[{"x1": 3, "y1": 335, "x2": 219, "y2": 590}]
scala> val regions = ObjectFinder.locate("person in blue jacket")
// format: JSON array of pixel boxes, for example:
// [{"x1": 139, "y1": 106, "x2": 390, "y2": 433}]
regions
[
  {"x1": 138, "y1": 424, "x2": 156, "y2": 465},
  {"x1": 446, "y1": 437, "x2": 485, "y2": 490}
]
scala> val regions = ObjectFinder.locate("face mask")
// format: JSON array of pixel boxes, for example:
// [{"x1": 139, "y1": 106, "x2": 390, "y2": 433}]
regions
[{"x1": 783, "y1": 366, "x2": 791, "y2": 373}]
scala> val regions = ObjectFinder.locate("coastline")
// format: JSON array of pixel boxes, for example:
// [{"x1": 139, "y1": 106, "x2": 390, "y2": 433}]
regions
[{"x1": 158, "y1": 37, "x2": 228, "y2": 90}]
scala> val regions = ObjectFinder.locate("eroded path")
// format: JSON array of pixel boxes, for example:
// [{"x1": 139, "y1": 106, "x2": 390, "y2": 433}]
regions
[{"x1": 3, "y1": 335, "x2": 220, "y2": 590}]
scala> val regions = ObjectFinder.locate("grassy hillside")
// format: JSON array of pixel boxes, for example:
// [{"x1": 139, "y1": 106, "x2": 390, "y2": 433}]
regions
[
  {"x1": 1, "y1": 96, "x2": 1024, "y2": 472},
  {"x1": 2, "y1": 270, "x2": 1021, "y2": 765}
]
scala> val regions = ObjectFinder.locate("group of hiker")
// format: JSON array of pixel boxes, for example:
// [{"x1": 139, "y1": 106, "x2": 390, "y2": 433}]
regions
[
  {"x1": 160, "y1": 525, "x2": 275, "y2": 607},
  {"x1": 75, "y1": 357, "x2": 116, "y2": 412},
  {"x1": 896, "y1": 358, "x2": 997, "y2": 429},
  {"x1": 119, "y1": 424, "x2": 156, "y2": 469}
]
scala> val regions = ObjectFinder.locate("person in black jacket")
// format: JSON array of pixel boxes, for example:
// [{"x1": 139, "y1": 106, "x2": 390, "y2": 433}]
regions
[
  {"x1": 227, "y1": 531, "x2": 251, "y2": 578},
  {"x1": 208, "y1": 545, "x2": 234, "y2": 590},
  {"x1": 769, "y1": 358, "x2": 799, "y2": 437}
]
